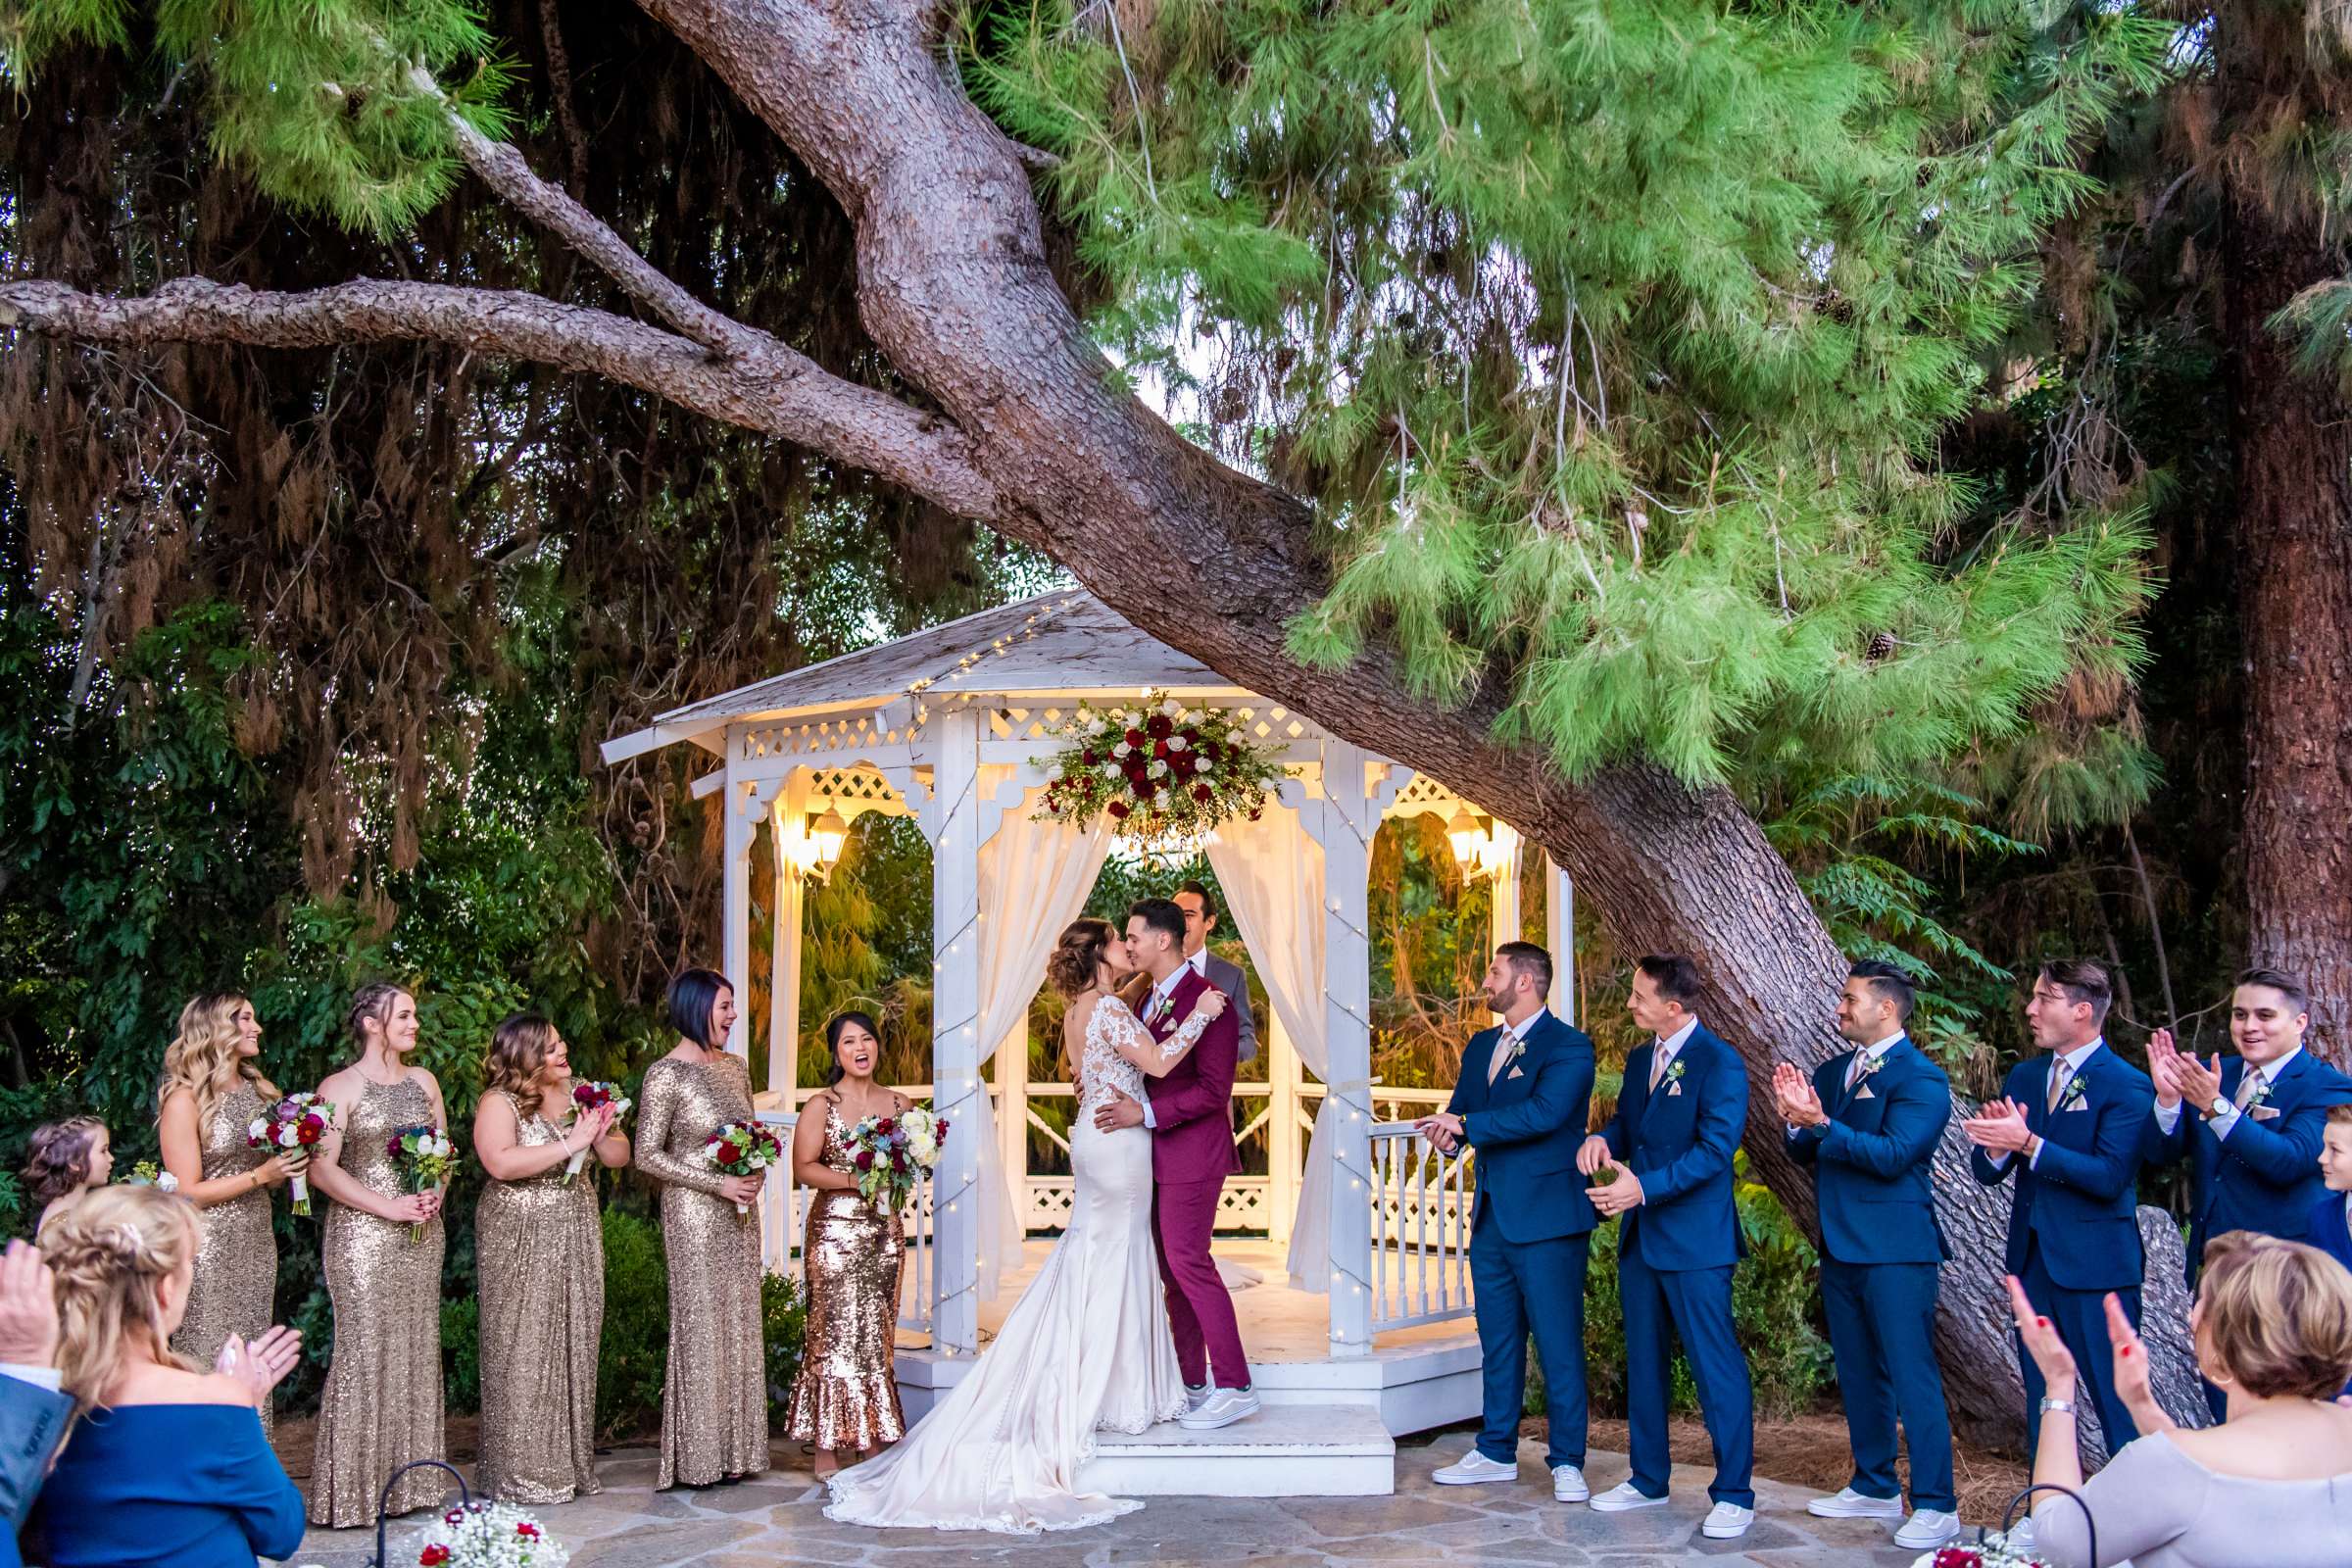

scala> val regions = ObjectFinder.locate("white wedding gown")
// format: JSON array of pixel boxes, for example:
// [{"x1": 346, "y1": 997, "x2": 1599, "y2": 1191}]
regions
[{"x1": 821, "y1": 995, "x2": 1207, "y2": 1533}]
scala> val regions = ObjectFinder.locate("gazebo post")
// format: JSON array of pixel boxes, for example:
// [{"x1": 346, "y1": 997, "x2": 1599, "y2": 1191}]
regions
[
  {"x1": 1318, "y1": 741, "x2": 1378, "y2": 1357},
  {"x1": 1265, "y1": 1013, "x2": 1298, "y2": 1249},
  {"x1": 1545, "y1": 854, "x2": 1576, "y2": 1024},
  {"x1": 1489, "y1": 823, "x2": 1524, "y2": 954},
  {"x1": 926, "y1": 706, "x2": 985, "y2": 1355},
  {"x1": 719, "y1": 750, "x2": 782, "y2": 1059},
  {"x1": 767, "y1": 771, "x2": 809, "y2": 1093},
  {"x1": 993, "y1": 1021, "x2": 1029, "y2": 1234}
]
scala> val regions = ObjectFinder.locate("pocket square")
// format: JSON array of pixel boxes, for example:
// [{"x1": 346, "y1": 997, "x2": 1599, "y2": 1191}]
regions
[
  {"x1": 1666, "y1": 1082, "x2": 1683, "y2": 1097},
  {"x1": 2062, "y1": 1098, "x2": 2090, "y2": 1111},
  {"x1": 1853, "y1": 1085, "x2": 1877, "y2": 1101},
  {"x1": 2250, "y1": 1104, "x2": 2281, "y2": 1121},
  {"x1": 1506, "y1": 1065, "x2": 1525, "y2": 1080}
]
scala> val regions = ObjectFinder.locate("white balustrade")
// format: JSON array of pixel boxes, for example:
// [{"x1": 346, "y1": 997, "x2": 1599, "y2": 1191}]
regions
[{"x1": 1364, "y1": 1122, "x2": 1475, "y2": 1332}]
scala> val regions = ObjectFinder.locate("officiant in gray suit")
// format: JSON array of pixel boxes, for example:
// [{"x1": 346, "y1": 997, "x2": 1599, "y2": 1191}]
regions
[{"x1": 1174, "y1": 881, "x2": 1256, "y2": 1066}]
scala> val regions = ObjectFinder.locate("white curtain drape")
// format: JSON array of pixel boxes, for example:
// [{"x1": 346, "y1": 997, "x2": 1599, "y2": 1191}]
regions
[
  {"x1": 971, "y1": 773, "x2": 1114, "y2": 1298},
  {"x1": 1205, "y1": 802, "x2": 1333, "y2": 1289}
]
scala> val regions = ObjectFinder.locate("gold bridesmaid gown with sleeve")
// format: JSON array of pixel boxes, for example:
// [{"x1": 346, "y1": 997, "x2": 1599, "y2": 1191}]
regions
[
  {"x1": 473, "y1": 1091, "x2": 604, "y2": 1503},
  {"x1": 633, "y1": 1054, "x2": 767, "y2": 1488},
  {"x1": 785, "y1": 1093, "x2": 906, "y2": 1451},
  {"x1": 169, "y1": 1080, "x2": 280, "y2": 1436},
  {"x1": 309, "y1": 1075, "x2": 447, "y2": 1527}
]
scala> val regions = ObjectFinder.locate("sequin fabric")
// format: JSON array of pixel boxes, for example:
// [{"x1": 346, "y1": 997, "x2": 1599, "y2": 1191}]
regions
[
  {"x1": 169, "y1": 1080, "x2": 279, "y2": 1436},
  {"x1": 786, "y1": 1095, "x2": 906, "y2": 1451},
  {"x1": 309, "y1": 1075, "x2": 447, "y2": 1527},
  {"x1": 474, "y1": 1089, "x2": 604, "y2": 1504},
  {"x1": 634, "y1": 1054, "x2": 767, "y2": 1489}
]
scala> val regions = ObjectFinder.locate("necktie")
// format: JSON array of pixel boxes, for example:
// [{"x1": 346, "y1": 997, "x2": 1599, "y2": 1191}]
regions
[
  {"x1": 1843, "y1": 1052, "x2": 1867, "y2": 1092},
  {"x1": 2046, "y1": 1057, "x2": 2071, "y2": 1112},
  {"x1": 2232, "y1": 1070, "x2": 2263, "y2": 1110},
  {"x1": 1487, "y1": 1031, "x2": 1513, "y2": 1086},
  {"x1": 1648, "y1": 1045, "x2": 1671, "y2": 1092}
]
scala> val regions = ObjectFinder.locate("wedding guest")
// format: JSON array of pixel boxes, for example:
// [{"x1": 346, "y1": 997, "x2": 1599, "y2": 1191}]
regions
[
  {"x1": 1172, "y1": 881, "x2": 1256, "y2": 1066},
  {"x1": 1415, "y1": 943, "x2": 1597, "y2": 1502},
  {"x1": 635, "y1": 967, "x2": 766, "y2": 1489},
  {"x1": 0, "y1": 1241, "x2": 70, "y2": 1568},
  {"x1": 20, "y1": 1118, "x2": 113, "y2": 1230},
  {"x1": 1965, "y1": 958, "x2": 2155, "y2": 1463},
  {"x1": 1776, "y1": 960, "x2": 1959, "y2": 1551},
  {"x1": 787, "y1": 1011, "x2": 910, "y2": 1480},
  {"x1": 2309, "y1": 1104, "x2": 2352, "y2": 1277},
  {"x1": 304, "y1": 981, "x2": 450, "y2": 1527},
  {"x1": 1576, "y1": 954, "x2": 1755, "y2": 1540},
  {"x1": 2008, "y1": 1232, "x2": 2352, "y2": 1567},
  {"x1": 158, "y1": 992, "x2": 307, "y2": 1433},
  {"x1": 473, "y1": 1012, "x2": 625, "y2": 1504},
  {"x1": 32, "y1": 1186, "x2": 306, "y2": 1568}
]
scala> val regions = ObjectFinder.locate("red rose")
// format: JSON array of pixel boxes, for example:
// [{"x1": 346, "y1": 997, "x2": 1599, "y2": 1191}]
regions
[
  {"x1": 1107, "y1": 801, "x2": 1130, "y2": 818},
  {"x1": 1124, "y1": 727, "x2": 1145, "y2": 747},
  {"x1": 1193, "y1": 784, "x2": 1212, "y2": 803},
  {"x1": 855, "y1": 1150, "x2": 874, "y2": 1169},
  {"x1": 936, "y1": 1119, "x2": 950, "y2": 1135},
  {"x1": 875, "y1": 1116, "x2": 896, "y2": 1134},
  {"x1": 516, "y1": 1523, "x2": 541, "y2": 1540},
  {"x1": 1082, "y1": 748, "x2": 1098, "y2": 764},
  {"x1": 1182, "y1": 727, "x2": 1199, "y2": 744},
  {"x1": 420, "y1": 1547, "x2": 451, "y2": 1566},
  {"x1": 1147, "y1": 713, "x2": 1173, "y2": 739},
  {"x1": 1249, "y1": 807, "x2": 1263, "y2": 820},
  {"x1": 1152, "y1": 739, "x2": 1169, "y2": 760}
]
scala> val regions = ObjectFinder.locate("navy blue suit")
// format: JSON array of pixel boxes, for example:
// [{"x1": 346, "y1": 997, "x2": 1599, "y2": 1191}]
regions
[
  {"x1": 1970, "y1": 1043, "x2": 2154, "y2": 1456},
  {"x1": 1599, "y1": 1022, "x2": 1754, "y2": 1507},
  {"x1": 1788, "y1": 1038, "x2": 1956, "y2": 1512},
  {"x1": 0, "y1": 1373, "x2": 70, "y2": 1568},
  {"x1": 1447, "y1": 1009, "x2": 1598, "y2": 1470},
  {"x1": 2310, "y1": 1192, "x2": 2352, "y2": 1278},
  {"x1": 2144, "y1": 1050, "x2": 2352, "y2": 1280}
]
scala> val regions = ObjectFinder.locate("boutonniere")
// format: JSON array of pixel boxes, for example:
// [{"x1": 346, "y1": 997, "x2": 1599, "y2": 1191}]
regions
[
  {"x1": 2057, "y1": 1072, "x2": 2090, "y2": 1110},
  {"x1": 1858, "y1": 1054, "x2": 1887, "y2": 1079},
  {"x1": 2244, "y1": 1075, "x2": 2275, "y2": 1109},
  {"x1": 1500, "y1": 1035, "x2": 1529, "y2": 1068},
  {"x1": 1661, "y1": 1057, "x2": 1689, "y2": 1096}
]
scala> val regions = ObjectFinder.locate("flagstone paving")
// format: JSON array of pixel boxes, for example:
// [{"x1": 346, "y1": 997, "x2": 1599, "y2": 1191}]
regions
[{"x1": 285, "y1": 1430, "x2": 1941, "y2": 1567}]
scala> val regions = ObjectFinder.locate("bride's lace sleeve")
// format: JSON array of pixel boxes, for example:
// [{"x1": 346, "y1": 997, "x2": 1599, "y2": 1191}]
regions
[{"x1": 1105, "y1": 996, "x2": 1215, "y2": 1069}]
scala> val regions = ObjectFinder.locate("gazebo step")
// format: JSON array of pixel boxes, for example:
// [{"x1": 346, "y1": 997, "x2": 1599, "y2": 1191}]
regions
[{"x1": 1076, "y1": 1403, "x2": 1394, "y2": 1497}]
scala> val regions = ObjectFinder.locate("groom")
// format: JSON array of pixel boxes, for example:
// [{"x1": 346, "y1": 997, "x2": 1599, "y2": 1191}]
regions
[{"x1": 1096, "y1": 897, "x2": 1257, "y2": 1429}]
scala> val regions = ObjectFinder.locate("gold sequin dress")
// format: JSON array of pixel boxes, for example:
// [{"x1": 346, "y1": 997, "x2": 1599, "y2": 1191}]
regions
[
  {"x1": 635, "y1": 1053, "x2": 767, "y2": 1488},
  {"x1": 474, "y1": 1090, "x2": 603, "y2": 1503},
  {"x1": 309, "y1": 1075, "x2": 447, "y2": 1527},
  {"x1": 785, "y1": 1095, "x2": 906, "y2": 1450},
  {"x1": 169, "y1": 1080, "x2": 279, "y2": 1436}
]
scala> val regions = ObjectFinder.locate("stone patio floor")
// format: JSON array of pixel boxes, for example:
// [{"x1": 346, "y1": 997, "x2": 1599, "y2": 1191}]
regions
[{"x1": 286, "y1": 1428, "x2": 1953, "y2": 1567}]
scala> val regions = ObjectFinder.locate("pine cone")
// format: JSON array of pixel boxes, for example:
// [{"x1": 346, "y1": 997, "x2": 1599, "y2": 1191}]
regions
[{"x1": 1865, "y1": 630, "x2": 1897, "y2": 662}]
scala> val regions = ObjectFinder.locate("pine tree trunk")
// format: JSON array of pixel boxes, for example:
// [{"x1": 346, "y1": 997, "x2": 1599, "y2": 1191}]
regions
[{"x1": 2226, "y1": 191, "x2": 2352, "y2": 1067}]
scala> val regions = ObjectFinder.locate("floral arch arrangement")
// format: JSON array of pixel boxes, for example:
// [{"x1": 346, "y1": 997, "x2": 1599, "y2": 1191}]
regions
[{"x1": 1035, "y1": 694, "x2": 1287, "y2": 844}]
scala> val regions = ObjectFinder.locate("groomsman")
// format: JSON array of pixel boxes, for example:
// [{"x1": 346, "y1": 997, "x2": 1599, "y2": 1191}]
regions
[
  {"x1": 1964, "y1": 958, "x2": 2154, "y2": 1463},
  {"x1": 1173, "y1": 881, "x2": 1257, "y2": 1066},
  {"x1": 1773, "y1": 961, "x2": 1959, "y2": 1552},
  {"x1": 2145, "y1": 968, "x2": 2352, "y2": 1418},
  {"x1": 1414, "y1": 943, "x2": 1597, "y2": 1500},
  {"x1": 1577, "y1": 955, "x2": 1755, "y2": 1541}
]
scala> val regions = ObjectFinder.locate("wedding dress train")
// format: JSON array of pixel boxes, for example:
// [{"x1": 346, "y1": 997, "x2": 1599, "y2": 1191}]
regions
[{"x1": 820, "y1": 995, "x2": 1207, "y2": 1533}]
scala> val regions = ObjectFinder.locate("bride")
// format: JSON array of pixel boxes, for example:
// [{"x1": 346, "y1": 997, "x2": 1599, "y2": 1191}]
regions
[{"x1": 821, "y1": 915, "x2": 1228, "y2": 1534}]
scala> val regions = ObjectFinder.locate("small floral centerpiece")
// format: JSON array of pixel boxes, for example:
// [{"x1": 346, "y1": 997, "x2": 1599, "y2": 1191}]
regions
[
  {"x1": 249, "y1": 1092, "x2": 335, "y2": 1215},
  {"x1": 704, "y1": 1119, "x2": 783, "y2": 1216},
  {"x1": 122, "y1": 1160, "x2": 178, "y2": 1194},
  {"x1": 385, "y1": 1124, "x2": 456, "y2": 1242},
  {"x1": 846, "y1": 1105, "x2": 950, "y2": 1211},
  {"x1": 403, "y1": 1499, "x2": 569, "y2": 1567},
  {"x1": 563, "y1": 1081, "x2": 632, "y2": 1184},
  {"x1": 1911, "y1": 1534, "x2": 2049, "y2": 1568},
  {"x1": 1034, "y1": 694, "x2": 1286, "y2": 846}
]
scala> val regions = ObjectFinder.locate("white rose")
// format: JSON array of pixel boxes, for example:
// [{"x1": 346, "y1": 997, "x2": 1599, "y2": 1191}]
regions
[
  {"x1": 1226, "y1": 727, "x2": 1245, "y2": 743},
  {"x1": 1112, "y1": 740, "x2": 1131, "y2": 758},
  {"x1": 1168, "y1": 733, "x2": 1189, "y2": 751},
  {"x1": 1161, "y1": 698, "x2": 1181, "y2": 716},
  {"x1": 1102, "y1": 763, "x2": 1121, "y2": 780},
  {"x1": 1150, "y1": 760, "x2": 1168, "y2": 778},
  {"x1": 156, "y1": 1172, "x2": 179, "y2": 1193},
  {"x1": 249, "y1": 1118, "x2": 270, "y2": 1141}
]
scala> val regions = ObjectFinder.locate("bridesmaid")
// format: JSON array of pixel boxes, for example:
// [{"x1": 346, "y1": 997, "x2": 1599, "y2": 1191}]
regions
[
  {"x1": 786, "y1": 1011, "x2": 908, "y2": 1479},
  {"x1": 158, "y1": 992, "x2": 308, "y2": 1434},
  {"x1": 634, "y1": 966, "x2": 766, "y2": 1489},
  {"x1": 471, "y1": 1012, "x2": 627, "y2": 1503},
  {"x1": 305, "y1": 981, "x2": 450, "y2": 1527}
]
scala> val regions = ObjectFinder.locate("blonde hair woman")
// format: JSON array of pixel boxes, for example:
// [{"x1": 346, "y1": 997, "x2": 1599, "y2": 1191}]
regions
[
  {"x1": 157, "y1": 993, "x2": 307, "y2": 1431},
  {"x1": 472, "y1": 1012, "x2": 626, "y2": 1503},
  {"x1": 32, "y1": 1186, "x2": 305, "y2": 1568},
  {"x1": 304, "y1": 981, "x2": 451, "y2": 1526}
]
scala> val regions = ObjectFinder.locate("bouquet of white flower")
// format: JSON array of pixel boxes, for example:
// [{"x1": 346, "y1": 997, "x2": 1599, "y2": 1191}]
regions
[
  {"x1": 400, "y1": 1499, "x2": 568, "y2": 1567},
  {"x1": 845, "y1": 1104, "x2": 949, "y2": 1212}
]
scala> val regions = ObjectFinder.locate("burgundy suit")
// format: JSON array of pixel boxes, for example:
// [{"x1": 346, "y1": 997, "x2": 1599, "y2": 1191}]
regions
[{"x1": 1143, "y1": 966, "x2": 1250, "y2": 1389}]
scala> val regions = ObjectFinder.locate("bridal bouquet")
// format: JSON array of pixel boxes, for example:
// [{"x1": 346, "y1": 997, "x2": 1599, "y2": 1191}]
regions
[
  {"x1": 121, "y1": 1160, "x2": 177, "y2": 1193},
  {"x1": 847, "y1": 1105, "x2": 949, "y2": 1212},
  {"x1": 562, "y1": 1080, "x2": 632, "y2": 1184},
  {"x1": 1035, "y1": 693, "x2": 1285, "y2": 846},
  {"x1": 403, "y1": 1499, "x2": 569, "y2": 1567},
  {"x1": 1911, "y1": 1536, "x2": 2048, "y2": 1568},
  {"x1": 704, "y1": 1119, "x2": 783, "y2": 1216},
  {"x1": 385, "y1": 1123, "x2": 456, "y2": 1242},
  {"x1": 248, "y1": 1092, "x2": 335, "y2": 1215}
]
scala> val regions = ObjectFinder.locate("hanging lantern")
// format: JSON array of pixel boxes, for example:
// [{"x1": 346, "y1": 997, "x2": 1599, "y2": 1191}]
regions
[
  {"x1": 1446, "y1": 806, "x2": 1486, "y2": 867},
  {"x1": 808, "y1": 808, "x2": 850, "y2": 877}
]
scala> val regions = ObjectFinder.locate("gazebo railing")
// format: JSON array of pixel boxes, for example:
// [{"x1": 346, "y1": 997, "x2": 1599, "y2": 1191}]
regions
[{"x1": 1365, "y1": 1122, "x2": 1475, "y2": 1332}]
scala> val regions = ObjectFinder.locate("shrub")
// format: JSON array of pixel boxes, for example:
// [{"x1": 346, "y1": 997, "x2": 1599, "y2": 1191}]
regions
[
  {"x1": 596, "y1": 1206, "x2": 669, "y2": 1441},
  {"x1": 762, "y1": 1271, "x2": 808, "y2": 1431},
  {"x1": 441, "y1": 1294, "x2": 481, "y2": 1413}
]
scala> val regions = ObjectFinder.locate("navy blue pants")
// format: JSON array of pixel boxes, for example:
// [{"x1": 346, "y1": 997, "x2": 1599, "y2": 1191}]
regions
[
  {"x1": 2018, "y1": 1239, "x2": 2141, "y2": 1457},
  {"x1": 1620, "y1": 1236, "x2": 1753, "y2": 1506},
  {"x1": 1820, "y1": 1256, "x2": 1956, "y2": 1512},
  {"x1": 1469, "y1": 1221, "x2": 1589, "y2": 1468}
]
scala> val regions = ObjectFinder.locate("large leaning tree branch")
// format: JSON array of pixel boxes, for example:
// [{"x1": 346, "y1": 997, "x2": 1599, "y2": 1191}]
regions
[{"x1": 0, "y1": 275, "x2": 1004, "y2": 521}]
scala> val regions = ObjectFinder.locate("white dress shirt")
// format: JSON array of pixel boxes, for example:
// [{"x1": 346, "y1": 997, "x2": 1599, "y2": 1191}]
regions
[
  {"x1": 1485, "y1": 1008, "x2": 1551, "y2": 1086},
  {"x1": 2000, "y1": 1039, "x2": 2104, "y2": 1171},
  {"x1": 0, "y1": 1362, "x2": 61, "y2": 1391},
  {"x1": 1647, "y1": 1016, "x2": 1700, "y2": 1090},
  {"x1": 2152, "y1": 1046, "x2": 2301, "y2": 1144}
]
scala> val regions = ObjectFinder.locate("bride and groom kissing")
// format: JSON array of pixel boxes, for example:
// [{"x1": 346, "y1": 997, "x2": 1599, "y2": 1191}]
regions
[{"x1": 822, "y1": 897, "x2": 1253, "y2": 1535}]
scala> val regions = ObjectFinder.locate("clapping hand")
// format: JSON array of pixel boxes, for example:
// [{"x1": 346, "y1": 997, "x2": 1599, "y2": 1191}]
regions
[
  {"x1": 1772, "y1": 1062, "x2": 1827, "y2": 1128},
  {"x1": 2171, "y1": 1047, "x2": 2226, "y2": 1113},
  {"x1": 216, "y1": 1325, "x2": 303, "y2": 1408},
  {"x1": 2147, "y1": 1028, "x2": 2184, "y2": 1107},
  {"x1": 2106, "y1": 1292, "x2": 2176, "y2": 1436},
  {"x1": 1963, "y1": 1097, "x2": 2034, "y2": 1155},
  {"x1": 0, "y1": 1241, "x2": 59, "y2": 1367},
  {"x1": 2005, "y1": 1275, "x2": 2079, "y2": 1396}
]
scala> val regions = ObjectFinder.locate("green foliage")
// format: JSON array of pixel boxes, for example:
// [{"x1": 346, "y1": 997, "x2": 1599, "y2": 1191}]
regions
[
  {"x1": 595, "y1": 1206, "x2": 669, "y2": 1442},
  {"x1": 442, "y1": 1292, "x2": 481, "y2": 1414},
  {"x1": 762, "y1": 1270, "x2": 808, "y2": 1432},
  {"x1": 971, "y1": 1, "x2": 2170, "y2": 788}
]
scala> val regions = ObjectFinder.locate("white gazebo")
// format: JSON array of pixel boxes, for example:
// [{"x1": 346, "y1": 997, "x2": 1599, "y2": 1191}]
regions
[{"x1": 602, "y1": 589, "x2": 1579, "y2": 1489}]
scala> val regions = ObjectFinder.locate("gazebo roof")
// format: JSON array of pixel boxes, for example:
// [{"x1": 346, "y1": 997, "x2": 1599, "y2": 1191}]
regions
[{"x1": 602, "y1": 588, "x2": 1238, "y2": 762}]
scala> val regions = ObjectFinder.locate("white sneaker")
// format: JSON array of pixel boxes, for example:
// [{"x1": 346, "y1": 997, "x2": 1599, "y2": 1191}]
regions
[
  {"x1": 1431, "y1": 1451, "x2": 1518, "y2": 1486},
  {"x1": 1551, "y1": 1464, "x2": 1589, "y2": 1502},
  {"x1": 1700, "y1": 1502, "x2": 1755, "y2": 1539},
  {"x1": 1808, "y1": 1487, "x2": 1905, "y2": 1519},
  {"x1": 2001, "y1": 1517, "x2": 2034, "y2": 1554},
  {"x1": 1183, "y1": 1383, "x2": 1210, "y2": 1413},
  {"x1": 1895, "y1": 1509, "x2": 1963, "y2": 1549},
  {"x1": 1176, "y1": 1386, "x2": 1260, "y2": 1430},
  {"x1": 1589, "y1": 1482, "x2": 1669, "y2": 1512}
]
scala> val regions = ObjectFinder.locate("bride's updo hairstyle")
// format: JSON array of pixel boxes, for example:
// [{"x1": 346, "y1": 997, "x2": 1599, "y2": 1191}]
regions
[{"x1": 1048, "y1": 918, "x2": 1117, "y2": 998}]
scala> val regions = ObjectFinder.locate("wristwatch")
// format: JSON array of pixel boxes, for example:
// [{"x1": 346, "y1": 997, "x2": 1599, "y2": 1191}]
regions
[
  {"x1": 2208, "y1": 1094, "x2": 2232, "y2": 1119},
  {"x1": 2039, "y1": 1396, "x2": 2076, "y2": 1415}
]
